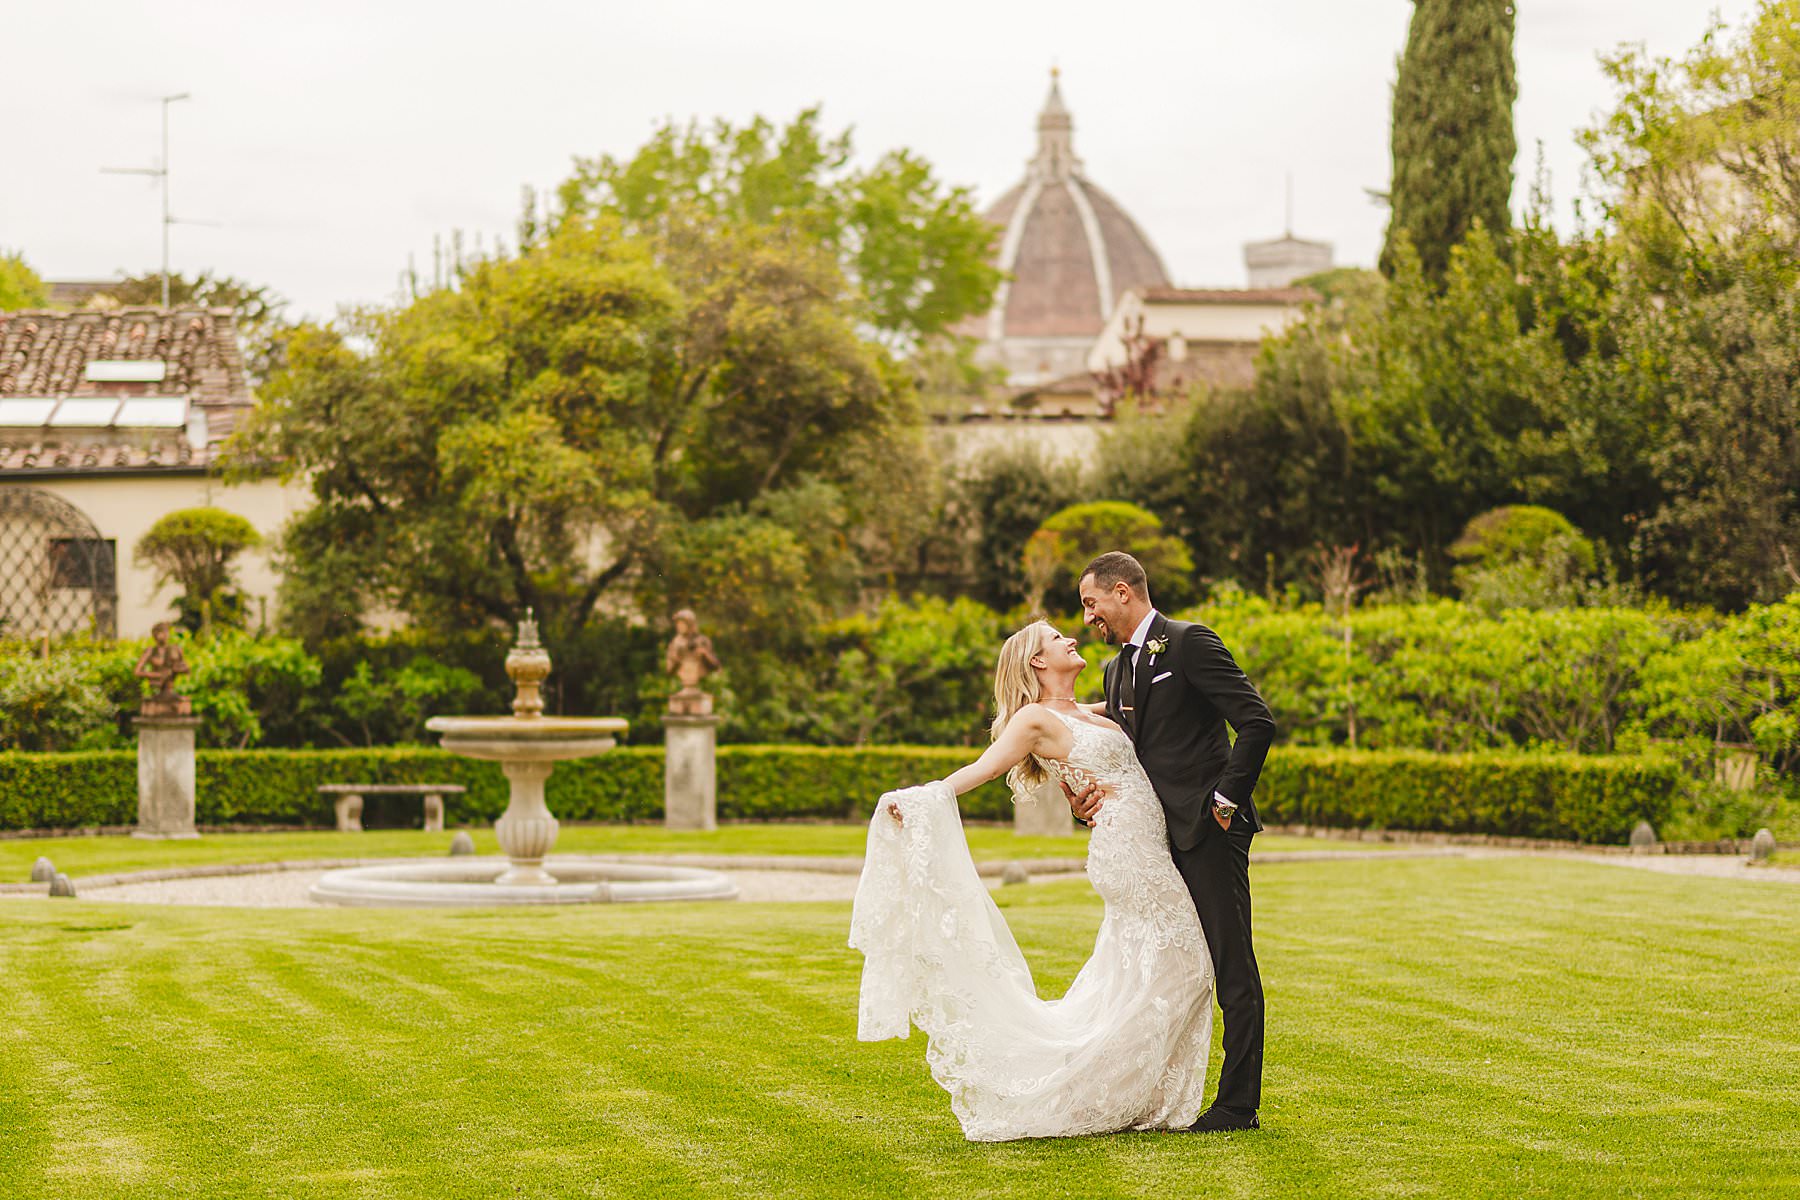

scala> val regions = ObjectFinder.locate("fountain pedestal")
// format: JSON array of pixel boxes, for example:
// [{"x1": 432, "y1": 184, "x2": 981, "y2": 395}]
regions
[{"x1": 495, "y1": 760, "x2": 558, "y2": 885}]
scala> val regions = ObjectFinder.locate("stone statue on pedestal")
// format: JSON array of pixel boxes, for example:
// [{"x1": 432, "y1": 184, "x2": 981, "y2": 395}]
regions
[
  {"x1": 134, "y1": 621, "x2": 192, "y2": 716},
  {"x1": 132, "y1": 621, "x2": 200, "y2": 839},
  {"x1": 662, "y1": 609, "x2": 721, "y2": 831},
  {"x1": 664, "y1": 609, "x2": 720, "y2": 716}
]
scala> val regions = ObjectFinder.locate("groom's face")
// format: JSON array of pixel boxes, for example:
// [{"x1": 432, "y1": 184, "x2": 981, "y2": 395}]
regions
[{"x1": 1078, "y1": 574, "x2": 1133, "y2": 646}]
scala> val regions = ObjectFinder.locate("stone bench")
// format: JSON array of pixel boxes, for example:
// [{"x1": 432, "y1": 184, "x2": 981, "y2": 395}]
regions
[{"x1": 318, "y1": 784, "x2": 466, "y2": 833}]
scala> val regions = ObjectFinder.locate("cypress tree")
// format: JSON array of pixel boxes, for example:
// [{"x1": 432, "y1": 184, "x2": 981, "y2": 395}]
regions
[{"x1": 1380, "y1": 0, "x2": 1518, "y2": 281}]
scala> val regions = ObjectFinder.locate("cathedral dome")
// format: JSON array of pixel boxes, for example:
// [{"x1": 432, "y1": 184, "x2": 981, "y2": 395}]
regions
[{"x1": 970, "y1": 72, "x2": 1171, "y2": 383}]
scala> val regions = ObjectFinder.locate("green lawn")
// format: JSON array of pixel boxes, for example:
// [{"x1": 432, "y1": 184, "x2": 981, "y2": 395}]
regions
[
  {"x1": 0, "y1": 825, "x2": 1375, "y2": 881},
  {"x1": 1, "y1": 856, "x2": 1793, "y2": 1198}
]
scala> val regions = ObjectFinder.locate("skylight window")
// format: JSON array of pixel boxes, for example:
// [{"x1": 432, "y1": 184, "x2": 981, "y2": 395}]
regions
[
  {"x1": 85, "y1": 360, "x2": 167, "y2": 383},
  {"x1": 0, "y1": 398, "x2": 57, "y2": 426},
  {"x1": 48, "y1": 399, "x2": 122, "y2": 426},
  {"x1": 115, "y1": 398, "x2": 189, "y2": 428}
]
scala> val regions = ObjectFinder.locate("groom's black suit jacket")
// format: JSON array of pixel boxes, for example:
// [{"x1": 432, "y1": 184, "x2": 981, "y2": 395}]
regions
[{"x1": 1103, "y1": 612, "x2": 1275, "y2": 852}]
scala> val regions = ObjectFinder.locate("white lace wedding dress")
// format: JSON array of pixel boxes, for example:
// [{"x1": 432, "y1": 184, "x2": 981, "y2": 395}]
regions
[{"x1": 850, "y1": 708, "x2": 1214, "y2": 1141}]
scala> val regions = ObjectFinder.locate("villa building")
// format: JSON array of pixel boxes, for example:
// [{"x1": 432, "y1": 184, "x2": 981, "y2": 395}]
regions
[{"x1": 0, "y1": 306, "x2": 305, "y2": 639}]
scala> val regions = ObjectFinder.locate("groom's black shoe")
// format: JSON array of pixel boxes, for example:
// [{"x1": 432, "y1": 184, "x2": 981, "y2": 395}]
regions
[{"x1": 1186, "y1": 1106, "x2": 1259, "y2": 1133}]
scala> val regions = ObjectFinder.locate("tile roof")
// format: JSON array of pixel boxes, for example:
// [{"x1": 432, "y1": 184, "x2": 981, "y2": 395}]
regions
[
  {"x1": 0, "y1": 306, "x2": 250, "y2": 404},
  {"x1": 0, "y1": 306, "x2": 252, "y2": 475},
  {"x1": 0, "y1": 438, "x2": 201, "y2": 473}
]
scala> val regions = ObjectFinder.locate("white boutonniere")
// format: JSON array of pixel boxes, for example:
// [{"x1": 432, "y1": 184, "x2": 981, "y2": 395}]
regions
[{"x1": 1144, "y1": 636, "x2": 1168, "y2": 656}]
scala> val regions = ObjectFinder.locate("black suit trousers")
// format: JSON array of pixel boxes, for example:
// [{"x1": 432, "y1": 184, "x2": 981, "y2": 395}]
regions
[{"x1": 1171, "y1": 828, "x2": 1264, "y2": 1113}]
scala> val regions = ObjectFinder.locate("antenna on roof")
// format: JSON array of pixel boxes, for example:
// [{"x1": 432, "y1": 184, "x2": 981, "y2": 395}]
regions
[{"x1": 102, "y1": 92, "x2": 205, "y2": 308}]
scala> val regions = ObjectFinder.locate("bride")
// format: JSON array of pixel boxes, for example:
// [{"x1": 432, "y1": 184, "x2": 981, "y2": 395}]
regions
[{"x1": 850, "y1": 620, "x2": 1214, "y2": 1142}]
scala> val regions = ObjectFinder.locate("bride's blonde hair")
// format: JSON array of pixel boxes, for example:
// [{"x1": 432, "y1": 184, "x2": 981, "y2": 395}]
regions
[{"x1": 992, "y1": 620, "x2": 1056, "y2": 799}]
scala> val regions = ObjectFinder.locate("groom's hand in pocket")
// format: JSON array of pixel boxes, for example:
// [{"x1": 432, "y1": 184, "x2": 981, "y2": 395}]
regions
[{"x1": 1062, "y1": 780, "x2": 1104, "y2": 827}]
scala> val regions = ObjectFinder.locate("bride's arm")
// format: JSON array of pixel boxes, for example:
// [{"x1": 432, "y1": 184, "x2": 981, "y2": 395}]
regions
[
  {"x1": 942, "y1": 706, "x2": 1058, "y2": 796},
  {"x1": 885, "y1": 707, "x2": 1061, "y2": 822}
]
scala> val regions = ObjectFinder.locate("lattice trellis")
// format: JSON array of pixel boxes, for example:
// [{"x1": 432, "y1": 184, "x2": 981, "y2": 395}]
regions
[{"x1": 0, "y1": 486, "x2": 118, "y2": 640}]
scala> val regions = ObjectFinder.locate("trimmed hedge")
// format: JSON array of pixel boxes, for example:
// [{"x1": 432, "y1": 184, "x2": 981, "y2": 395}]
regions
[
  {"x1": 0, "y1": 746, "x2": 1014, "y2": 831},
  {"x1": 1257, "y1": 748, "x2": 1679, "y2": 844},
  {"x1": 0, "y1": 745, "x2": 1680, "y2": 844}
]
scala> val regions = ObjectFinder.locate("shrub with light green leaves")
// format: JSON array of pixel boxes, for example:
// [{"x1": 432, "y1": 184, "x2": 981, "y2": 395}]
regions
[{"x1": 0, "y1": 654, "x2": 118, "y2": 752}]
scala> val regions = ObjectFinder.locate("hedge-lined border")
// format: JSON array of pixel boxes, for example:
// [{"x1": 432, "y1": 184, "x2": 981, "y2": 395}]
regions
[{"x1": 0, "y1": 745, "x2": 1680, "y2": 844}]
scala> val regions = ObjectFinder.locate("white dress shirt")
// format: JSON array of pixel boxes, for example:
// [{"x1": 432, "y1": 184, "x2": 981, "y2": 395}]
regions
[{"x1": 1123, "y1": 609, "x2": 1158, "y2": 685}]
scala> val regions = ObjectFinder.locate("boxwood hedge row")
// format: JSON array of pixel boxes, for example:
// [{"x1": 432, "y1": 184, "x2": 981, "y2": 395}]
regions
[{"x1": 0, "y1": 745, "x2": 1679, "y2": 844}]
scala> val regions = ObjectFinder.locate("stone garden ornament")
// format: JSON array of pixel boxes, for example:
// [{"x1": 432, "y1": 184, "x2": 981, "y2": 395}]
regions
[
  {"x1": 133, "y1": 621, "x2": 191, "y2": 717},
  {"x1": 664, "y1": 609, "x2": 721, "y2": 716}
]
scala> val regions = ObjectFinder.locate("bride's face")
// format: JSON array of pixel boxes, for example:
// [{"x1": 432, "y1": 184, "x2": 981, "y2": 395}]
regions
[{"x1": 1032, "y1": 626, "x2": 1086, "y2": 679}]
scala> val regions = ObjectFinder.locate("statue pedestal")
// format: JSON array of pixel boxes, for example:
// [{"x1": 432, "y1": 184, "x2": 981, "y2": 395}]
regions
[
  {"x1": 1014, "y1": 782, "x2": 1075, "y2": 837},
  {"x1": 664, "y1": 714, "x2": 720, "y2": 831},
  {"x1": 133, "y1": 715, "x2": 201, "y2": 840}
]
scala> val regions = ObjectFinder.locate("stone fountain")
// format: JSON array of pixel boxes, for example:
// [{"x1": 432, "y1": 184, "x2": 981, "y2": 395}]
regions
[{"x1": 310, "y1": 613, "x2": 737, "y2": 907}]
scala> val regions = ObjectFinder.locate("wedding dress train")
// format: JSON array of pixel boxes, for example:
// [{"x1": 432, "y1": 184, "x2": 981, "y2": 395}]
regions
[{"x1": 850, "y1": 709, "x2": 1214, "y2": 1141}]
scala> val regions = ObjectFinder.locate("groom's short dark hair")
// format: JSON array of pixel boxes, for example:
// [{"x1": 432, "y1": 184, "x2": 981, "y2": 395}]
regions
[{"x1": 1081, "y1": 551, "x2": 1149, "y2": 599}]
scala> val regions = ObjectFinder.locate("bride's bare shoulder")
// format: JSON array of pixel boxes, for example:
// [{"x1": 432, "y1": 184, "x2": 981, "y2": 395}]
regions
[{"x1": 1012, "y1": 703, "x2": 1076, "y2": 747}]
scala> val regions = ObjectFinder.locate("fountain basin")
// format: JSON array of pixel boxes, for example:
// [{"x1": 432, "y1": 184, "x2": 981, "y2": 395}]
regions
[
  {"x1": 309, "y1": 856, "x2": 739, "y2": 907},
  {"x1": 424, "y1": 716, "x2": 628, "y2": 762}
]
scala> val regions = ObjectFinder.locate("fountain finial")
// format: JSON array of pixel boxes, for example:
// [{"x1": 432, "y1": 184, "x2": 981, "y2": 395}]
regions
[{"x1": 505, "y1": 608, "x2": 552, "y2": 719}]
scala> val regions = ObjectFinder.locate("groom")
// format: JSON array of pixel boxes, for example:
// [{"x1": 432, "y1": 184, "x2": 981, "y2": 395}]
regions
[{"x1": 1067, "y1": 551, "x2": 1275, "y2": 1133}]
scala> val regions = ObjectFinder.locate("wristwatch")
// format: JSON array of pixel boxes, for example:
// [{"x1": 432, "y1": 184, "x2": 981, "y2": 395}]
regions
[{"x1": 1212, "y1": 793, "x2": 1238, "y2": 820}]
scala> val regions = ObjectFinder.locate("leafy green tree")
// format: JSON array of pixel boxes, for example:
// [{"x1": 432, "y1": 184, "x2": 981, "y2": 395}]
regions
[
  {"x1": 557, "y1": 108, "x2": 1001, "y2": 350},
  {"x1": 1581, "y1": 1, "x2": 1800, "y2": 291},
  {"x1": 1351, "y1": 231, "x2": 1580, "y2": 579},
  {"x1": 1575, "y1": 3, "x2": 1800, "y2": 606},
  {"x1": 235, "y1": 214, "x2": 904, "y2": 647},
  {"x1": 909, "y1": 334, "x2": 1005, "y2": 419},
  {"x1": 952, "y1": 441, "x2": 1081, "y2": 610},
  {"x1": 1155, "y1": 270, "x2": 1384, "y2": 593},
  {"x1": 1087, "y1": 405, "x2": 1194, "y2": 534},
  {"x1": 1381, "y1": 0, "x2": 1517, "y2": 280},
  {"x1": 134, "y1": 507, "x2": 264, "y2": 634},
  {"x1": 0, "y1": 250, "x2": 47, "y2": 310},
  {"x1": 1635, "y1": 280, "x2": 1800, "y2": 607}
]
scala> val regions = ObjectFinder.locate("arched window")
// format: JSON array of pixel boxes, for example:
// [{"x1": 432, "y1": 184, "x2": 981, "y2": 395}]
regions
[{"x1": 0, "y1": 487, "x2": 118, "y2": 639}]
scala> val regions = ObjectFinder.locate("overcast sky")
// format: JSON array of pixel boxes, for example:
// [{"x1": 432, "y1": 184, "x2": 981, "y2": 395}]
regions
[{"x1": 3, "y1": 1, "x2": 1754, "y2": 323}]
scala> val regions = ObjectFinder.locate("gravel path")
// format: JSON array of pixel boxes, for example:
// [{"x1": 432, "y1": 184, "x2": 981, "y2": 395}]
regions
[
  {"x1": 5, "y1": 844, "x2": 1794, "y2": 908},
  {"x1": 43, "y1": 864, "x2": 1090, "y2": 908},
  {"x1": 1533, "y1": 850, "x2": 1800, "y2": 884}
]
